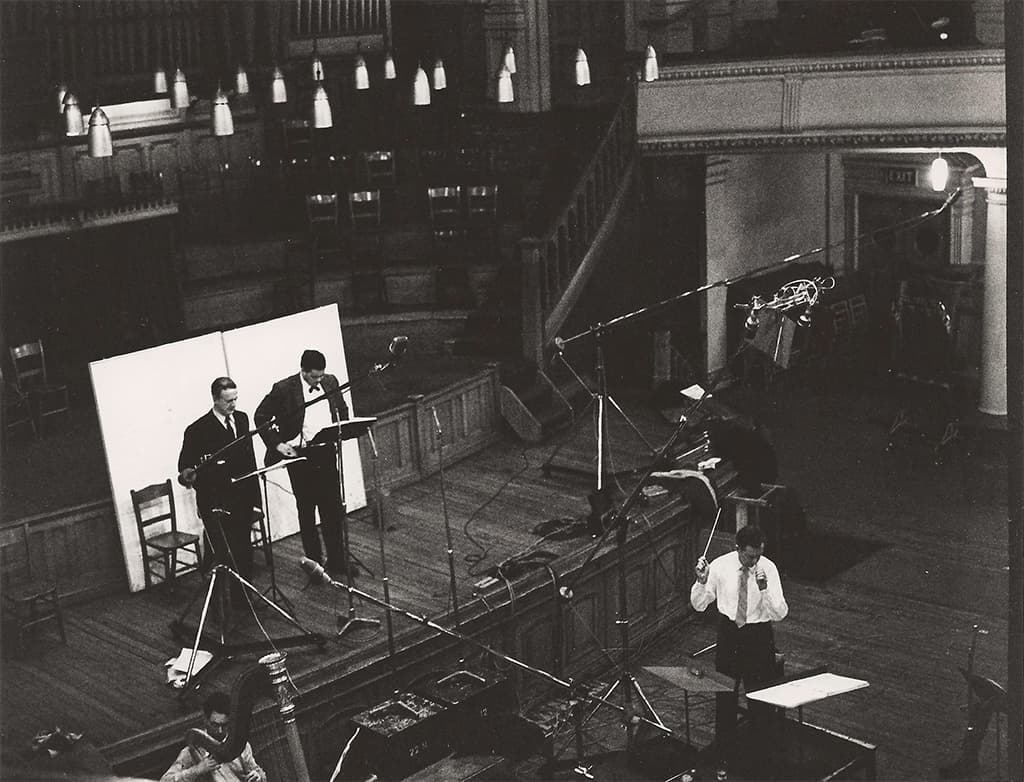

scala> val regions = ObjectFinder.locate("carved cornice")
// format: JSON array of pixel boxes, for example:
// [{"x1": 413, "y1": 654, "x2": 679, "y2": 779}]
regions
[
  {"x1": 654, "y1": 49, "x2": 1005, "y2": 81},
  {"x1": 640, "y1": 130, "x2": 1006, "y2": 154}
]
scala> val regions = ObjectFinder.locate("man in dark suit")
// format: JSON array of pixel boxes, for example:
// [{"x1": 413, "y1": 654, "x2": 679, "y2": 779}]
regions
[
  {"x1": 254, "y1": 349, "x2": 350, "y2": 575},
  {"x1": 177, "y1": 377, "x2": 263, "y2": 606}
]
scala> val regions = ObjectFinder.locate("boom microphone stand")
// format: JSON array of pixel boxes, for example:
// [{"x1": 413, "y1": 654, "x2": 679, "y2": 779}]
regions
[
  {"x1": 364, "y1": 427, "x2": 396, "y2": 659},
  {"x1": 299, "y1": 558, "x2": 677, "y2": 739}
]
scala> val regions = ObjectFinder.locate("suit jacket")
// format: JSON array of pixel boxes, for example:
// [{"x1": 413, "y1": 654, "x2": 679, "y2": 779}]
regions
[
  {"x1": 178, "y1": 410, "x2": 261, "y2": 518},
  {"x1": 254, "y1": 373, "x2": 349, "y2": 466}
]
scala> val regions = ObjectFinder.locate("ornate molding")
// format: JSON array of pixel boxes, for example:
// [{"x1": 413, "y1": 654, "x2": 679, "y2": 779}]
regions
[
  {"x1": 654, "y1": 49, "x2": 1005, "y2": 81},
  {"x1": 640, "y1": 130, "x2": 1006, "y2": 154}
]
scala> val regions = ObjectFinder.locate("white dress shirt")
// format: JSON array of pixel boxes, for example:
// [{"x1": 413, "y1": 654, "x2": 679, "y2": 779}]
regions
[
  {"x1": 289, "y1": 380, "x2": 334, "y2": 447},
  {"x1": 690, "y1": 550, "x2": 788, "y2": 625}
]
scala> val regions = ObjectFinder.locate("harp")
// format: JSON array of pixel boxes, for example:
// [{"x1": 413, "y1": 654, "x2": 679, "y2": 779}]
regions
[{"x1": 185, "y1": 652, "x2": 311, "y2": 782}]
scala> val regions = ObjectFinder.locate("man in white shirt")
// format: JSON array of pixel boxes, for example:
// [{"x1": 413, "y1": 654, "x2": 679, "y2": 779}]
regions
[{"x1": 691, "y1": 524, "x2": 788, "y2": 757}]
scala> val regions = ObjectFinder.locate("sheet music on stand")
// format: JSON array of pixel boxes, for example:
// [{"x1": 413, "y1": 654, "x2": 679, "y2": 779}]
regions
[{"x1": 746, "y1": 672, "x2": 869, "y2": 709}]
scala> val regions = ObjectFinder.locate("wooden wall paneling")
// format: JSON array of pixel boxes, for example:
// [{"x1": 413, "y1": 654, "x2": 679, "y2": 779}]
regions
[
  {"x1": 565, "y1": 589, "x2": 601, "y2": 667},
  {"x1": 364, "y1": 403, "x2": 422, "y2": 489},
  {"x1": 147, "y1": 137, "x2": 181, "y2": 197},
  {"x1": 111, "y1": 141, "x2": 148, "y2": 194}
]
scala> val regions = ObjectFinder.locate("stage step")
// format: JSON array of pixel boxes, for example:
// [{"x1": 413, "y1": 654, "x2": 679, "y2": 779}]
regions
[{"x1": 499, "y1": 365, "x2": 572, "y2": 443}]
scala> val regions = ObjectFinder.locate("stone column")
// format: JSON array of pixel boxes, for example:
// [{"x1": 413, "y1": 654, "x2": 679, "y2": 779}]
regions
[
  {"x1": 483, "y1": 0, "x2": 550, "y2": 112},
  {"x1": 973, "y1": 176, "x2": 1008, "y2": 415}
]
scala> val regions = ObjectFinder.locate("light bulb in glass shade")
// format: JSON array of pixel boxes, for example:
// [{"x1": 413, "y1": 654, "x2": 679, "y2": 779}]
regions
[
  {"x1": 930, "y1": 156, "x2": 949, "y2": 191},
  {"x1": 643, "y1": 44, "x2": 659, "y2": 82},
  {"x1": 413, "y1": 65, "x2": 431, "y2": 105},
  {"x1": 497, "y1": 65, "x2": 514, "y2": 104},
  {"x1": 271, "y1": 67, "x2": 288, "y2": 103},
  {"x1": 153, "y1": 67, "x2": 168, "y2": 94},
  {"x1": 503, "y1": 45, "x2": 516, "y2": 74},
  {"x1": 312, "y1": 55, "x2": 324, "y2": 82},
  {"x1": 432, "y1": 58, "x2": 447, "y2": 91},
  {"x1": 57, "y1": 83, "x2": 68, "y2": 113},
  {"x1": 312, "y1": 84, "x2": 333, "y2": 128},
  {"x1": 63, "y1": 93, "x2": 84, "y2": 136},
  {"x1": 88, "y1": 106, "x2": 112, "y2": 158},
  {"x1": 235, "y1": 65, "x2": 249, "y2": 96},
  {"x1": 575, "y1": 47, "x2": 591, "y2": 86},
  {"x1": 384, "y1": 50, "x2": 397, "y2": 80},
  {"x1": 354, "y1": 55, "x2": 369, "y2": 90},
  {"x1": 212, "y1": 89, "x2": 234, "y2": 136},
  {"x1": 172, "y1": 68, "x2": 189, "y2": 108}
]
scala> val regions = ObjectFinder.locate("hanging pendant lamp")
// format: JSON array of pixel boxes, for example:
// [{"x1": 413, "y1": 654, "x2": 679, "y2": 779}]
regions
[
  {"x1": 497, "y1": 65, "x2": 514, "y2": 103},
  {"x1": 212, "y1": 88, "x2": 234, "y2": 136},
  {"x1": 643, "y1": 44, "x2": 659, "y2": 82},
  {"x1": 153, "y1": 67, "x2": 168, "y2": 94},
  {"x1": 271, "y1": 66, "x2": 288, "y2": 103},
  {"x1": 432, "y1": 58, "x2": 447, "y2": 91},
  {"x1": 384, "y1": 50, "x2": 397, "y2": 80},
  {"x1": 503, "y1": 44, "x2": 517, "y2": 74},
  {"x1": 171, "y1": 68, "x2": 189, "y2": 109},
  {"x1": 235, "y1": 65, "x2": 250, "y2": 96},
  {"x1": 354, "y1": 54, "x2": 370, "y2": 90},
  {"x1": 413, "y1": 64, "x2": 431, "y2": 105},
  {"x1": 63, "y1": 93, "x2": 84, "y2": 136},
  {"x1": 930, "y1": 155, "x2": 949, "y2": 191},
  {"x1": 575, "y1": 46, "x2": 591, "y2": 86},
  {"x1": 312, "y1": 84, "x2": 333, "y2": 128},
  {"x1": 88, "y1": 106, "x2": 112, "y2": 158},
  {"x1": 57, "y1": 83, "x2": 68, "y2": 114}
]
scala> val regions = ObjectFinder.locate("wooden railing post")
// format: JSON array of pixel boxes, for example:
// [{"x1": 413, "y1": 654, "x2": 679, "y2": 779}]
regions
[{"x1": 520, "y1": 238, "x2": 545, "y2": 366}]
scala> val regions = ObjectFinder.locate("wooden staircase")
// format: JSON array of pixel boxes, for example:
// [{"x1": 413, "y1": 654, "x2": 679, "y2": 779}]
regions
[{"x1": 498, "y1": 362, "x2": 573, "y2": 443}]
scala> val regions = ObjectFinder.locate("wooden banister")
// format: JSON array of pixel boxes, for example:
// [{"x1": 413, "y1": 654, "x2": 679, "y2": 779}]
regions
[{"x1": 518, "y1": 81, "x2": 638, "y2": 365}]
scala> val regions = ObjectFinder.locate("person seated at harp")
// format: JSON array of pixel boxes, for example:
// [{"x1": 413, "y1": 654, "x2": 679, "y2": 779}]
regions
[
  {"x1": 178, "y1": 377, "x2": 263, "y2": 608},
  {"x1": 254, "y1": 349, "x2": 352, "y2": 577},
  {"x1": 160, "y1": 690, "x2": 266, "y2": 782}
]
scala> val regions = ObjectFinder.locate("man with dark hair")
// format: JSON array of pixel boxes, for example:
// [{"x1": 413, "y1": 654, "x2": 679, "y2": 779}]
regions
[
  {"x1": 691, "y1": 524, "x2": 788, "y2": 757},
  {"x1": 160, "y1": 690, "x2": 266, "y2": 782},
  {"x1": 178, "y1": 377, "x2": 263, "y2": 606},
  {"x1": 255, "y1": 349, "x2": 351, "y2": 575}
]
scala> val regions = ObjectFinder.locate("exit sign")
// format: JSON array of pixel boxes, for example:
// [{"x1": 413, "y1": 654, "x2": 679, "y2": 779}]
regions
[{"x1": 884, "y1": 167, "x2": 918, "y2": 186}]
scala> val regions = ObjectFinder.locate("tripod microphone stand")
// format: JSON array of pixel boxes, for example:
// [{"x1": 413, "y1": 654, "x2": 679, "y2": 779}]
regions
[
  {"x1": 559, "y1": 388, "x2": 717, "y2": 758},
  {"x1": 431, "y1": 406, "x2": 460, "y2": 624},
  {"x1": 542, "y1": 326, "x2": 657, "y2": 493},
  {"x1": 171, "y1": 512, "x2": 326, "y2": 694}
]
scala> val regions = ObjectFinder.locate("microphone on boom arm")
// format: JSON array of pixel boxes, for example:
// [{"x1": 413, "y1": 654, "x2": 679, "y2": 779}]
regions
[
  {"x1": 300, "y1": 556, "x2": 335, "y2": 587},
  {"x1": 374, "y1": 335, "x2": 409, "y2": 372}
]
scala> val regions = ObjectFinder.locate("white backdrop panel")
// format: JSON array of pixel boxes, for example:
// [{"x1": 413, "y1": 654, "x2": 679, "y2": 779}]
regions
[
  {"x1": 222, "y1": 304, "x2": 365, "y2": 544},
  {"x1": 90, "y1": 333, "x2": 227, "y2": 593}
]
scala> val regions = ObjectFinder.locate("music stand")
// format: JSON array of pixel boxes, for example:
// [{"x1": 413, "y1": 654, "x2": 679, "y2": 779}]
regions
[
  {"x1": 234, "y1": 458, "x2": 307, "y2": 612},
  {"x1": 644, "y1": 662, "x2": 734, "y2": 746},
  {"x1": 310, "y1": 416, "x2": 381, "y2": 637}
]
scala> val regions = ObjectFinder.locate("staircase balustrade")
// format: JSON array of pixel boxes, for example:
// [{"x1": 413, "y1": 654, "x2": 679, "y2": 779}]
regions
[{"x1": 519, "y1": 81, "x2": 637, "y2": 365}]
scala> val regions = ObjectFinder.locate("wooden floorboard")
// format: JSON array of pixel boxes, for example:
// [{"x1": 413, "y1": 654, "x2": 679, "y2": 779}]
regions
[{"x1": 1, "y1": 372, "x2": 1011, "y2": 780}]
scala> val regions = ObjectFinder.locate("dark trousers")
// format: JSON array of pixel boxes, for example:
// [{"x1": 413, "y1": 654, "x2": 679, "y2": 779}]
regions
[
  {"x1": 286, "y1": 455, "x2": 345, "y2": 569},
  {"x1": 714, "y1": 616, "x2": 779, "y2": 758},
  {"x1": 202, "y1": 503, "x2": 253, "y2": 605}
]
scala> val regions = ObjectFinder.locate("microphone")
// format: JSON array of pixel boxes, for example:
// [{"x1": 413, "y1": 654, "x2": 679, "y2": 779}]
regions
[
  {"x1": 431, "y1": 407, "x2": 442, "y2": 438},
  {"x1": 797, "y1": 303, "x2": 814, "y2": 327},
  {"x1": 299, "y1": 556, "x2": 332, "y2": 586},
  {"x1": 388, "y1": 335, "x2": 409, "y2": 358}
]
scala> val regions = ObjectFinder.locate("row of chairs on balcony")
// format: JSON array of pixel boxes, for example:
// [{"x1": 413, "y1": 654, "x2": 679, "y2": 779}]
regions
[{"x1": 304, "y1": 184, "x2": 501, "y2": 249}]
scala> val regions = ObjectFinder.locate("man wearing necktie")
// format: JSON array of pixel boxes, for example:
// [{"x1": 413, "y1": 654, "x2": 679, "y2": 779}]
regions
[
  {"x1": 255, "y1": 349, "x2": 350, "y2": 576},
  {"x1": 178, "y1": 377, "x2": 263, "y2": 607},
  {"x1": 691, "y1": 524, "x2": 788, "y2": 760}
]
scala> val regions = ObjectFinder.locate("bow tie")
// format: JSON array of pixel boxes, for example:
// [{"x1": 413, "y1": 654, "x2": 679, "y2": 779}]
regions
[{"x1": 308, "y1": 385, "x2": 321, "y2": 393}]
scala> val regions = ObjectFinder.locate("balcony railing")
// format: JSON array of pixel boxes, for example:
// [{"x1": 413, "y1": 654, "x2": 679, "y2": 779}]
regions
[{"x1": 518, "y1": 81, "x2": 637, "y2": 365}]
